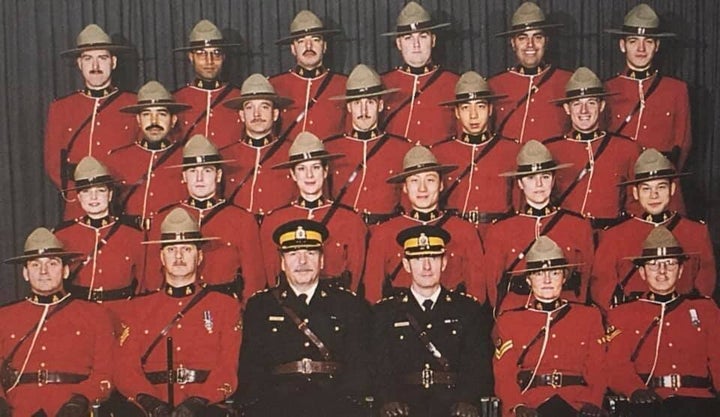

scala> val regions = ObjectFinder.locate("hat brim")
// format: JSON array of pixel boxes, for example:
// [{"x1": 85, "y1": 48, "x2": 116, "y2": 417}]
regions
[
  {"x1": 617, "y1": 171, "x2": 691, "y2": 186},
  {"x1": 604, "y1": 28, "x2": 676, "y2": 38},
  {"x1": 511, "y1": 261, "x2": 584, "y2": 275},
  {"x1": 165, "y1": 158, "x2": 238, "y2": 169},
  {"x1": 142, "y1": 236, "x2": 220, "y2": 245},
  {"x1": 627, "y1": 252, "x2": 696, "y2": 266},
  {"x1": 381, "y1": 22, "x2": 451, "y2": 37},
  {"x1": 173, "y1": 42, "x2": 244, "y2": 52},
  {"x1": 499, "y1": 162, "x2": 574, "y2": 177},
  {"x1": 275, "y1": 28, "x2": 342, "y2": 45},
  {"x1": 271, "y1": 153, "x2": 344, "y2": 170},
  {"x1": 120, "y1": 103, "x2": 192, "y2": 114},
  {"x1": 387, "y1": 164, "x2": 458, "y2": 184},
  {"x1": 438, "y1": 93, "x2": 508, "y2": 106},
  {"x1": 62, "y1": 177, "x2": 119, "y2": 193},
  {"x1": 329, "y1": 87, "x2": 401, "y2": 101},
  {"x1": 4, "y1": 251, "x2": 84, "y2": 264},
  {"x1": 495, "y1": 23, "x2": 564, "y2": 37},
  {"x1": 223, "y1": 95, "x2": 294, "y2": 110},
  {"x1": 60, "y1": 44, "x2": 133, "y2": 57},
  {"x1": 549, "y1": 91, "x2": 619, "y2": 104}
]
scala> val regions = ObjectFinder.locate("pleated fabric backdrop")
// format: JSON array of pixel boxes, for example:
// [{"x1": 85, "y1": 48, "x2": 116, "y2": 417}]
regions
[{"x1": 0, "y1": 0, "x2": 718, "y2": 302}]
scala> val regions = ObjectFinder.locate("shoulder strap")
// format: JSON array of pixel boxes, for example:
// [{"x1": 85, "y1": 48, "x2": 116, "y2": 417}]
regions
[
  {"x1": 140, "y1": 288, "x2": 210, "y2": 367},
  {"x1": 613, "y1": 72, "x2": 663, "y2": 134},
  {"x1": 180, "y1": 83, "x2": 234, "y2": 144},
  {"x1": 496, "y1": 66, "x2": 558, "y2": 135},
  {"x1": 439, "y1": 135, "x2": 502, "y2": 208},
  {"x1": 270, "y1": 288, "x2": 332, "y2": 360},
  {"x1": 198, "y1": 200, "x2": 232, "y2": 226},
  {"x1": 516, "y1": 304, "x2": 572, "y2": 367},
  {"x1": 381, "y1": 68, "x2": 446, "y2": 129},
  {"x1": 119, "y1": 142, "x2": 184, "y2": 212},
  {"x1": 281, "y1": 71, "x2": 336, "y2": 135},
  {"x1": 404, "y1": 308, "x2": 450, "y2": 371},
  {"x1": 555, "y1": 134, "x2": 614, "y2": 205},
  {"x1": 630, "y1": 295, "x2": 685, "y2": 362}
]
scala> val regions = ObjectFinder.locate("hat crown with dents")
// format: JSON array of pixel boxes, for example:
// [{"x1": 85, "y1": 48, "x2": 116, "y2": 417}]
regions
[
  {"x1": 189, "y1": 19, "x2": 223, "y2": 43},
  {"x1": 549, "y1": 66, "x2": 613, "y2": 103},
  {"x1": 382, "y1": 1, "x2": 450, "y2": 37},
  {"x1": 500, "y1": 140, "x2": 571, "y2": 177},
  {"x1": 330, "y1": 64, "x2": 400, "y2": 101},
  {"x1": 138, "y1": 80, "x2": 174, "y2": 103},
  {"x1": 4, "y1": 227, "x2": 82, "y2": 264},
  {"x1": 624, "y1": 3, "x2": 660, "y2": 30},
  {"x1": 387, "y1": 145, "x2": 457, "y2": 183},
  {"x1": 396, "y1": 225, "x2": 451, "y2": 258},
  {"x1": 638, "y1": 226, "x2": 685, "y2": 261},
  {"x1": 241, "y1": 73, "x2": 277, "y2": 96},
  {"x1": 74, "y1": 156, "x2": 111, "y2": 182},
  {"x1": 160, "y1": 208, "x2": 202, "y2": 242},
  {"x1": 455, "y1": 71, "x2": 489, "y2": 96},
  {"x1": 183, "y1": 134, "x2": 221, "y2": 163},
  {"x1": 525, "y1": 235, "x2": 568, "y2": 270},
  {"x1": 290, "y1": 10, "x2": 325, "y2": 34},
  {"x1": 511, "y1": 2, "x2": 547, "y2": 28},
  {"x1": 273, "y1": 131, "x2": 344, "y2": 169},
  {"x1": 76, "y1": 24, "x2": 113, "y2": 47},
  {"x1": 634, "y1": 148, "x2": 675, "y2": 178},
  {"x1": 273, "y1": 219, "x2": 329, "y2": 252}
]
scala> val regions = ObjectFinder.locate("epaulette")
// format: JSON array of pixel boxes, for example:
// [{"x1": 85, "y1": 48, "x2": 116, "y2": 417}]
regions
[
  {"x1": 430, "y1": 135, "x2": 457, "y2": 148},
  {"x1": 52, "y1": 218, "x2": 78, "y2": 232},
  {"x1": 450, "y1": 289, "x2": 479, "y2": 303},
  {"x1": 385, "y1": 132, "x2": 412, "y2": 143},
  {"x1": 376, "y1": 291, "x2": 407, "y2": 305},
  {"x1": 107, "y1": 141, "x2": 136, "y2": 155},
  {"x1": 542, "y1": 135, "x2": 565, "y2": 144},
  {"x1": 119, "y1": 214, "x2": 145, "y2": 231},
  {"x1": 556, "y1": 208, "x2": 585, "y2": 220},
  {"x1": 333, "y1": 285, "x2": 357, "y2": 296},
  {"x1": 603, "y1": 215, "x2": 632, "y2": 231}
]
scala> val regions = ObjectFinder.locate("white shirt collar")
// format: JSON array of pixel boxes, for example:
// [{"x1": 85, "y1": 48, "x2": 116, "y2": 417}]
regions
[
  {"x1": 410, "y1": 286, "x2": 442, "y2": 309},
  {"x1": 289, "y1": 280, "x2": 319, "y2": 304}
]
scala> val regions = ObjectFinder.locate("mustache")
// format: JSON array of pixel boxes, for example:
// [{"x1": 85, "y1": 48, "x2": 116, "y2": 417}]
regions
[
  {"x1": 250, "y1": 118, "x2": 267, "y2": 123},
  {"x1": 302, "y1": 50, "x2": 317, "y2": 56},
  {"x1": 172, "y1": 261, "x2": 187, "y2": 267},
  {"x1": 89, "y1": 69, "x2": 105, "y2": 74},
  {"x1": 145, "y1": 124, "x2": 165, "y2": 131}
]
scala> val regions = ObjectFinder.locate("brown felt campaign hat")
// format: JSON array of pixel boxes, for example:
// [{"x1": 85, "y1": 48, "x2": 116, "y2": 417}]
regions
[
  {"x1": 387, "y1": 145, "x2": 457, "y2": 184},
  {"x1": 272, "y1": 132, "x2": 344, "y2": 169},
  {"x1": 628, "y1": 226, "x2": 694, "y2": 265},
  {"x1": 605, "y1": 3, "x2": 676, "y2": 38},
  {"x1": 143, "y1": 208, "x2": 219, "y2": 246},
  {"x1": 439, "y1": 71, "x2": 507, "y2": 106},
  {"x1": 166, "y1": 134, "x2": 236, "y2": 169},
  {"x1": 499, "y1": 140, "x2": 572, "y2": 177},
  {"x1": 120, "y1": 81, "x2": 191, "y2": 114},
  {"x1": 4, "y1": 228, "x2": 82, "y2": 264},
  {"x1": 223, "y1": 73, "x2": 294, "y2": 109},
  {"x1": 618, "y1": 148, "x2": 690, "y2": 186},
  {"x1": 329, "y1": 64, "x2": 400, "y2": 101},
  {"x1": 381, "y1": 1, "x2": 451, "y2": 37},
  {"x1": 496, "y1": 2, "x2": 563, "y2": 37},
  {"x1": 61, "y1": 24, "x2": 132, "y2": 57},
  {"x1": 550, "y1": 67, "x2": 618, "y2": 104},
  {"x1": 64, "y1": 156, "x2": 118, "y2": 192},
  {"x1": 512, "y1": 235, "x2": 583, "y2": 275},
  {"x1": 275, "y1": 10, "x2": 341, "y2": 45},
  {"x1": 174, "y1": 19, "x2": 243, "y2": 52}
]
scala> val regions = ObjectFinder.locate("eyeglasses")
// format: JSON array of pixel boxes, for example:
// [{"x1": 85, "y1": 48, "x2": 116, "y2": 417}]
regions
[
  {"x1": 528, "y1": 269, "x2": 565, "y2": 279},
  {"x1": 192, "y1": 49, "x2": 224, "y2": 59},
  {"x1": 643, "y1": 259, "x2": 680, "y2": 272}
]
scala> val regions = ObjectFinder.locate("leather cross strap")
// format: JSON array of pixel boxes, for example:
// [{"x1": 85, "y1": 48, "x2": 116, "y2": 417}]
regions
[
  {"x1": 555, "y1": 133, "x2": 614, "y2": 206},
  {"x1": 179, "y1": 83, "x2": 235, "y2": 144},
  {"x1": 404, "y1": 308, "x2": 450, "y2": 372},
  {"x1": 495, "y1": 66, "x2": 558, "y2": 135},
  {"x1": 68, "y1": 219, "x2": 125, "y2": 280},
  {"x1": 271, "y1": 288, "x2": 332, "y2": 361},
  {"x1": 516, "y1": 304, "x2": 572, "y2": 368},
  {"x1": 381, "y1": 68, "x2": 446, "y2": 129},
  {"x1": 439, "y1": 134, "x2": 503, "y2": 208},
  {"x1": 630, "y1": 295, "x2": 686, "y2": 362},
  {"x1": 613, "y1": 72, "x2": 663, "y2": 135}
]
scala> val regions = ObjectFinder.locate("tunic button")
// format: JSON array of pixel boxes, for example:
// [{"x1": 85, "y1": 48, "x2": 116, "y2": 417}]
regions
[
  {"x1": 551, "y1": 334, "x2": 556, "y2": 338},
  {"x1": 334, "y1": 326, "x2": 340, "y2": 332},
  {"x1": 426, "y1": 323, "x2": 432, "y2": 329},
  {"x1": 399, "y1": 335, "x2": 404, "y2": 340},
  {"x1": 671, "y1": 364, "x2": 677, "y2": 369},
  {"x1": 177, "y1": 324, "x2": 182, "y2": 329},
  {"x1": 258, "y1": 188, "x2": 262, "y2": 192},
  {"x1": 41, "y1": 346, "x2": 46, "y2": 351},
  {"x1": 98, "y1": 269, "x2": 102, "y2": 274},
  {"x1": 40, "y1": 363, "x2": 45, "y2": 368},
  {"x1": 176, "y1": 346, "x2": 181, "y2": 351},
  {"x1": 417, "y1": 121, "x2": 421, "y2": 125},
  {"x1": 43, "y1": 327, "x2": 48, "y2": 332},
  {"x1": 530, "y1": 118, "x2": 535, "y2": 122},
  {"x1": 668, "y1": 342, "x2": 673, "y2": 347},
  {"x1": 272, "y1": 328, "x2": 277, "y2": 332},
  {"x1": 451, "y1": 330, "x2": 457, "y2": 335},
  {"x1": 150, "y1": 192, "x2": 154, "y2": 196},
  {"x1": 553, "y1": 354, "x2": 558, "y2": 359},
  {"x1": 96, "y1": 141, "x2": 101, "y2": 145},
  {"x1": 304, "y1": 342, "x2": 310, "y2": 347},
  {"x1": 144, "y1": 329, "x2": 149, "y2": 334},
  {"x1": 666, "y1": 112, "x2": 671, "y2": 116},
  {"x1": 76, "y1": 330, "x2": 81, "y2": 336}
]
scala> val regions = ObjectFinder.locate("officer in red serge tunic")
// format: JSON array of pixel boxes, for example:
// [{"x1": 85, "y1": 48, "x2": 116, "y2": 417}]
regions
[
  {"x1": 0, "y1": 228, "x2": 115, "y2": 417},
  {"x1": 45, "y1": 24, "x2": 137, "y2": 220},
  {"x1": 106, "y1": 81, "x2": 191, "y2": 223},
  {"x1": 173, "y1": 19, "x2": 244, "y2": 150},
  {"x1": 114, "y1": 208, "x2": 241, "y2": 417},
  {"x1": 324, "y1": 64, "x2": 413, "y2": 225},
  {"x1": 488, "y1": 2, "x2": 572, "y2": 144},
  {"x1": 605, "y1": 227, "x2": 720, "y2": 417},
  {"x1": 493, "y1": 236, "x2": 606, "y2": 417},
  {"x1": 220, "y1": 73, "x2": 296, "y2": 216},
  {"x1": 590, "y1": 149, "x2": 716, "y2": 311},
  {"x1": 260, "y1": 132, "x2": 367, "y2": 291},
  {"x1": 270, "y1": 10, "x2": 347, "y2": 141},
  {"x1": 364, "y1": 146, "x2": 485, "y2": 304},
  {"x1": 380, "y1": 2, "x2": 459, "y2": 146},
  {"x1": 148, "y1": 134, "x2": 266, "y2": 299},
  {"x1": 431, "y1": 71, "x2": 520, "y2": 238},
  {"x1": 484, "y1": 140, "x2": 594, "y2": 314},
  {"x1": 54, "y1": 157, "x2": 146, "y2": 326},
  {"x1": 543, "y1": 67, "x2": 641, "y2": 227}
]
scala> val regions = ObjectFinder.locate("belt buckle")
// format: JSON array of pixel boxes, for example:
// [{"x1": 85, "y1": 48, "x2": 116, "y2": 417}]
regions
[
  {"x1": 664, "y1": 374, "x2": 681, "y2": 390},
  {"x1": 300, "y1": 358, "x2": 313, "y2": 375},
  {"x1": 175, "y1": 365, "x2": 195, "y2": 385},
  {"x1": 90, "y1": 287, "x2": 104, "y2": 303},
  {"x1": 550, "y1": 370, "x2": 563, "y2": 389},
  {"x1": 37, "y1": 369, "x2": 48, "y2": 384},
  {"x1": 421, "y1": 364, "x2": 434, "y2": 389}
]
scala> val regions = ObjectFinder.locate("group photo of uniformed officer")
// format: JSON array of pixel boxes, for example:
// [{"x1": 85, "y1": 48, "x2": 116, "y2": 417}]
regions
[{"x1": 1, "y1": 1, "x2": 719, "y2": 416}]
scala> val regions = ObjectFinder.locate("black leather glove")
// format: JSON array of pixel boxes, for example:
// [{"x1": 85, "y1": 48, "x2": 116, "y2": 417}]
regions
[
  {"x1": 513, "y1": 405, "x2": 539, "y2": 417},
  {"x1": 451, "y1": 401, "x2": 479, "y2": 417},
  {"x1": 56, "y1": 394, "x2": 89, "y2": 417},
  {"x1": 0, "y1": 397, "x2": 10, "y2": 417},
  {"x1": 171, "y1": 396, "x2": 209, "y2": 417},
  {"x1": 136, "y1": 393, "x2": 171, "y2": 417},
  {"x1": 630, "y1": 388, "x2": 662, "y2": 404},
  {"x1": 380, "y1": 401, "x2": 410, "y2": 417},
  {"x1": 579, "y1": 403, "x2": 608, "y2": 417}
]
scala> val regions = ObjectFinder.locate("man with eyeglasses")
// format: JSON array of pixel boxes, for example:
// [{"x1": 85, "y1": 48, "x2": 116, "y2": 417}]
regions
[
  {"x1": 590, "y1": 148, "x2": 715, "y2": 311},
  {"x1": 173, "y1": 19, "x2": 244, "y2": 150},
  {"x1": 605, "y1": 226, "x2": 720, "y2": 417}
]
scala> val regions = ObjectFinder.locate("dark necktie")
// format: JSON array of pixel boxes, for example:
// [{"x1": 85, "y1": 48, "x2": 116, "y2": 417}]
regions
[
  {"x1": 298, "y1": 293, "x2": 308, "y2": 305},
  {"x1": 422, "y1": 299, "x2": 434, "y2": 312}
]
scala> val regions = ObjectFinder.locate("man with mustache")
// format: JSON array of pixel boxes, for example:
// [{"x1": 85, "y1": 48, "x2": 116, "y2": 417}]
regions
[
  {"x1": 488, "y1": 2, "x2": 572, "y2": 144},
  {"x1": 45, "y1": 24, "x2": 137, "y2": 220},
  {"x1": 270, "y1": 10, "x2": 347, "y2": 140},
  {"x1": 173, "y1": 19, "x2": 244, "y2": 150},
  {"x1": 106, "y1": 81, "x2": 191, "y2": 223}
]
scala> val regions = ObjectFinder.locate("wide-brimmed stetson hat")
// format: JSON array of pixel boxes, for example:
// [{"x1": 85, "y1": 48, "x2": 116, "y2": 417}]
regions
[
  {"x1": 4, "y1": 228, "x2": 82, "y2": 264},
  {"x1": 276, "y1": 10, "x2": 341, "y2": 45},
  {"x1": 174, "y1": 19, "x2": 243, "y2": 52},
  {"x1": 387, "y1": 145, "x2": 457, "y2": 184},
  {"x1": 120, "y1": 81, "x2": 192, "y2": 114},
  {"x1": 396, "y1": 225, "x2": 451, "y2": 258},
  {"x1": 496, "y1": 2, "x2": 563, "y2": 37},
  {"x1": 627, "y1": 226, "x2": 694, "y2": 265},
  {"x1": 272, "y1": 132, "x2": 344, "y2": 169},
  {"x1": 329, "y1": 64, "x2": 400, "y2": 101},
  {"x1": 381, "y1": 1, "x2": 451, "y2": 37},
  {"x1": 166, "y1": 134, "x2": 236, "y2": 169},
  {"x1": 549, "y1": 67, "x2": 618, "y2": 104},
  {"x1": 439, "y1": 71, "x2": 507, "y2": 106},
  {"x1": 63, "y1": 156, "x2": 118, "y2": 193},
  {"x1": 273, "y1": 219, "x2": 329, "y2": 252},
  {"x1": 143, "y1": 207, "x2": 219, "y2": 246},
  {"x1": 512, "y1": 235, "x2": 583, "y2": 275},
  {"x1": 223, "y1": 73, "x2": 294, "y2": 109},
  {"x1": 618, "y1": 148, "x2": 691, "y2": 186},
  {"x1": 61, "y1": 24, "x2": 133, "y2": 57},
  {"x1": 605, "y1": 3, "x2": 676, "y2": 38},
  {"x1": 499, "y1": 140, "x2": 572, "y2": 177}
]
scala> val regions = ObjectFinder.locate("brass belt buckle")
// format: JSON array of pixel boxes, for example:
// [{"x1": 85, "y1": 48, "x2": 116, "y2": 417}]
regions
[
  {"x1": 664, "y1": 374, "x2": 681, "y2": 390},
  {"x1": 37, "y1": 369, "x2": 48, "y2": 384},
  {"x1": 90, "y1": 286, "x2": 104, "y2": 303},
  {"x1": 300, "y1": 358, "x2": 313, "y2": 375},
  {"x1": 550, "y1": 370, "x2": 563, "y2": 389},
  {"x1": 421, "y1": 364, "x2": 434, "y2": 389},
  {"x1": 466, "y1": 211, "x2": 479, "y2": 224},
  {"x1": 176, "y1": 365, "x2": 195, "y2": 385}
]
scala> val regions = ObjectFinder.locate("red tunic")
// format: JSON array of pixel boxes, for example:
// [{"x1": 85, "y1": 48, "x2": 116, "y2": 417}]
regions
[
  {"x1": 145, "y1": 200, "x2": 266, "y2": 300},
  {"x1": 324, "y1": 133, "x2": 413, "y2": 216},
  {"x1": 173, "y1": 83, "x2": 244, "y2": 150},
  {"x1": 364, "y1": 211, "x2": 485, "y2": 304},
  {"x1": 488, "y1": 66, "x2": 572, "y2": 143},
  {"x1": 381, "y1": 67, "x2": 459, "y2": 146},
  {"x1": 269, "y1": 70, "x2": 348, "y2": 140},
  {"x1": 483, "y1": 209, "x2": 595, "y2": 312},
  {"x1": 590, "y1": 214, "x2": 716, "y2": 310},
  {"x1": 606, "y1": 295, "x2": 720, "y2": 399},
  {"x1": 0, "y1": 296, "x2": 114, "y2": 416},
  {"x1": 259, "y1": 199, "x2": 368, "y2": 290},
  {"x1": 106, "y1": 142, "x2": 187, "y2": 221},
  {"x1": 115, "y1": 287, "x2": 242, "y2": 404},
  {"x1": 544, "y1": 133, "x2": 641, "y2": 219},
  {"x1": 492, "y1": 302, "x2": 606, "y2": 415},
  {"x1": 220, "y1": 138, "x2": 296, "y2": 215}
]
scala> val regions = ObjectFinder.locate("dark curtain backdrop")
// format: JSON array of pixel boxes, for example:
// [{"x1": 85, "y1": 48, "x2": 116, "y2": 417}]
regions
[{"x1": 1, "y1": 0, "x2": 718, "y2": 302}]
